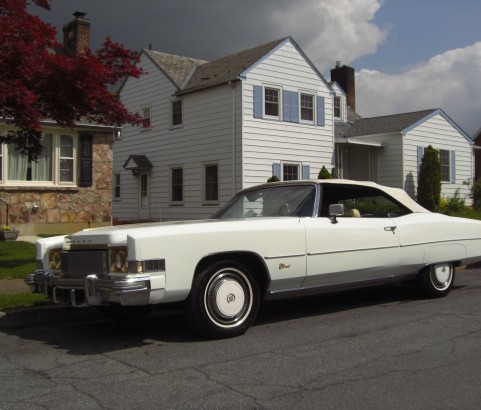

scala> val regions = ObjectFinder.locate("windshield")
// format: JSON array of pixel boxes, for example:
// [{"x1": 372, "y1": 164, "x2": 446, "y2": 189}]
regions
[{"x1": 213, "y1": 184, "x2": 316, "y2": 219}]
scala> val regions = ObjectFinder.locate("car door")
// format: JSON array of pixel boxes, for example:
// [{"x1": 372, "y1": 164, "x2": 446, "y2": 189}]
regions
[
  {"x1": 302, "y1": 183, "x2": 406, "y2": 288},
  {"x1": 303, "y1": 215, "x2": 400, "y2": 288}
]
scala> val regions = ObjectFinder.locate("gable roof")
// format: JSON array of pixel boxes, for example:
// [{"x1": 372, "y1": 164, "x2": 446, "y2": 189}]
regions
[
  {"x1": 143, "y1": 49, "x2": 207, "y2": 89},
  {"x1": 345, "y1": 109, "x2": 438, "y2": 137},
  {"x1": 141, "y1": 37, "x2": 332, "y2": 96},
  {"x1": 178, "y1": 37, "x2": 289, "y2": 95}
]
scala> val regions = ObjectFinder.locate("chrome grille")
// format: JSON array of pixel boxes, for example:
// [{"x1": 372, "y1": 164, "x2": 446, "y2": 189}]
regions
[{"x1": 61, "y1": 251, "x2": 108, "y2": 277}]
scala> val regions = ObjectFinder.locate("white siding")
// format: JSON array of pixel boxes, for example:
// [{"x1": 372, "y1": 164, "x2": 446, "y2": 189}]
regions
[
  {"x1": 404, "y1": 113, "x2": 473, "y2": 203},
  {"x1": 241, "y1": 41, "x2": 334, "y2": 187},
  {"x1": 115, "y1": 53, "x2": 240, "y2": 222}
]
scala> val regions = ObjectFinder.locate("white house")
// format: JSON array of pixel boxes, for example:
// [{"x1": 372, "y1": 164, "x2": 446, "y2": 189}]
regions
[
  {"x1": 115, "y1": 37, "x2": 335, "y2": 221},
  {"x1": 114, "y1": 37, "x2": 474, "y2": 222},
  {"x1": 336, "y1": 109, "x2": 474, "y2": 203}
]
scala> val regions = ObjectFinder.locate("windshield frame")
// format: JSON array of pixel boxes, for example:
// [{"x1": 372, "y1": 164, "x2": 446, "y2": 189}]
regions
[{"x1": 212, "y1": 182, "x2": 320, "y2": 220}]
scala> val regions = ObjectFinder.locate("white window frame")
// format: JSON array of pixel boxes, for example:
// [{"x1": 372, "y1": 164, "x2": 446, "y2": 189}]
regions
[
  {"x1": 0, "y1": 129, "x2": 77, "y2": 187},
  {"x1": 141, "y1": 105, "x2": 151, "y2": 129},
  {"x1": 171, "y1": 99, "x2": 183, "y2": 127},
  {"x1": 282, "y1": 162, "x2": 301, "y2": 181},
  {"x1": 300, "y1": 93, "x2": 315, "y2": 123},
  {"x1": 334, "y1": 96, "x2": 342, "y2": 120},
  {"x1": 264, "y1": 86, "x2": 281, "y2": 119},
  {"x1": 204, "y1": 163, "x2": 219, "y2": 203},
  {"x1": 439, "y1": 149, "x2": 451, "y2": 183}
]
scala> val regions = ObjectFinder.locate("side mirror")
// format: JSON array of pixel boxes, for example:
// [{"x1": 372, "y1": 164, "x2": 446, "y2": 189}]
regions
[{"x1": 328, "y1": 203, "x2": 344, "y2": 224}]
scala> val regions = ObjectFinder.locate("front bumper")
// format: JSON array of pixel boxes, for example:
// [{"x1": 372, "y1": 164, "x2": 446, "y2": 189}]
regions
[{"x1": 25, "y1": 269, "x2": 158, "y2": 307}]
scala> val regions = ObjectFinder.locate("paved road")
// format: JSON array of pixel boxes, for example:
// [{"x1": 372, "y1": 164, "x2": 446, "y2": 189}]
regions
[{"x1": 1, "y1": 269, "x2": 481, "y2": 409}]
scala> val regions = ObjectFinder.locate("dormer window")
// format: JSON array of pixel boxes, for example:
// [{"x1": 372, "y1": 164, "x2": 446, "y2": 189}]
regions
[{"x1": 334, "y1": 96, "x2": 341, "y2": 119}]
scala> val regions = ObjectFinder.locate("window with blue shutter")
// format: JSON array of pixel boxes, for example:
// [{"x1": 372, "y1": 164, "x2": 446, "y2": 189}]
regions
[
  {"x1": 253, "y1": 85, "x2": 262, "y2": 118},
  {"x1": 317, "y1": 96, "x2": 325, "y2": 126},
  {"x1": 302, "y1": 165, "x2": 310, "y2": 180},
  {"x1": 450, "y1": 151, "x2": 456, "y2": 183},
  {"x1": 272, "y1": 163, "x2": 281, "y2": 179},
  {"x1": 283, "y1": 90, "x2": 299, "y2": 123},
  {"x1": 417, "y1": 146, "x2": 424, "y2": 173}
]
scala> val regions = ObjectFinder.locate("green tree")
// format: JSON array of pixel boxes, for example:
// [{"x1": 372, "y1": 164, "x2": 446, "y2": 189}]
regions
[
  {"x1": 318, "y1": 166, "x2": 332, "y2": 179},
  {"x1": 417, "y1": 145, "x2": 441, "y2": 211}
]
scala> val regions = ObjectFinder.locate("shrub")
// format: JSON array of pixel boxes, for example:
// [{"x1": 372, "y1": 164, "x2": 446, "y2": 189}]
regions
[
  {"x1": 417, "y1": 145, "x2": 441, "y2": 211},
  {"x1": 267, "y1": 175, "x2": 280, "y2": 183},
  {"x1": 472, "y1": 177, "x2": 481, "y2": 210},
  {"x1": 318, "y1": 166, "x2": 332, "y2": 179}
]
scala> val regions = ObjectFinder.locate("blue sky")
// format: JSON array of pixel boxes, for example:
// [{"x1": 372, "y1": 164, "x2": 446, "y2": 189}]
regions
[{"x1": 31, "y1": 0, "x2": 481, "y2": 136}]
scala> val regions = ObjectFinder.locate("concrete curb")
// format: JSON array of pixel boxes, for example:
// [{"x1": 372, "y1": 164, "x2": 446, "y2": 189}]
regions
[{"x1": 0, "y1": 304, "x2": 101, "y2": 330}]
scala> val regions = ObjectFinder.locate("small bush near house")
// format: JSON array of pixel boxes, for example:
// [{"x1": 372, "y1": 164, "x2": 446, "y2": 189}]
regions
[
  {"x1": 439, "y1": 190, "x2": 465, "y2": 215},
  {"x1": 267, "y1": 175, "x2": 280, "y2": 183},
  {"x1": 471, "y1": 177, "x2": 481, "y2": 211},
  {"x1": 417, "y1": 145, "x2": 441, "y2": 212},
  {"x1": 318, "y1": 166, "x2": 332, "y2": 179}
]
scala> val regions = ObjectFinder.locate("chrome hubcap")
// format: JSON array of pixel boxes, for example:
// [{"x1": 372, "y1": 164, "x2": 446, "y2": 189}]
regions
[
  {"x1": 430, "y1": 263, "x2": 452, "y2": 290},
  {"x1": 205, "y1": 268, "x2": 252, "y2": 328}
]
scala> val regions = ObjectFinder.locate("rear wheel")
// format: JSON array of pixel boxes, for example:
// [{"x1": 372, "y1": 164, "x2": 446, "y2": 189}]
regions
[
  {"x1": 416, "y1": 262, "x2": 455, "y2": 298},
  {"x1": 184, "y1": 261, "x2": 260, "y2": 339}
]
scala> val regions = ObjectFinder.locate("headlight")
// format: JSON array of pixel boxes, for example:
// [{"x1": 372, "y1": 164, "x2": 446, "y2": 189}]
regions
[
  {"x1": 128, "y1": 259, "x2": 165, "y2": 274},
  {"x1": 48, "y1": 248, "x2": 62, "y2": 270},
  {"x1": 109, "y1": 247, "x2": 128, "y2": 273}
]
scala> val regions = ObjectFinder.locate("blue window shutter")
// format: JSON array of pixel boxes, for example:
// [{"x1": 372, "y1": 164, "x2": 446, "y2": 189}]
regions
[
  {"x1": 417, "y1": 146, "x2": 424, "y2": 172},
  {"x1": 302, "y1": 165, "x2": 310, "y2": 180},
  {"x1": 450, "y1": 151, "x2": 456, "y2": 183},
  {"x1": 317, "y1": 96, "x2": 325, "y2": 126},
  {"x1": 272, "y1": 163, "x2": 281, "y2": 179},
  {"x1": 283, "y1": 90, "x2": 299, "y2": 123},
  {"x1": 253, "y1": 85, "x2": 262, "y2": 118}
]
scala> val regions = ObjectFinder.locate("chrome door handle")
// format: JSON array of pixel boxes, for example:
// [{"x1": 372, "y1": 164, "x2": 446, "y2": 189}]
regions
[{"x1": 384, "y1": 226, "x2": 397, "y2": 233}]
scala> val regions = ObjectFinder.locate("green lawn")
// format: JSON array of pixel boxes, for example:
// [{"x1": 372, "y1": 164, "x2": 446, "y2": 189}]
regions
[
  {"x1": 0, "y1": 293, "x2": 48, "y2": 310},
  {"x1": 0, "y1": 240, "x2": 37, "y2": 280}
]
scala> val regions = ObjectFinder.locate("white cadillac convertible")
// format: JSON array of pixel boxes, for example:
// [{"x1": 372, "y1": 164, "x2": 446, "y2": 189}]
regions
[{"x1": 26, "y1": 179, "x2": 481, "y2": 338}]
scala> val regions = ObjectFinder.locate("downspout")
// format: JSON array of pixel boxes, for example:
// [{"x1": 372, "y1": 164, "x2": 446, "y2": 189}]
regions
[{"x1": 229, "y1": 80, "x2": 236, "y2": 195}]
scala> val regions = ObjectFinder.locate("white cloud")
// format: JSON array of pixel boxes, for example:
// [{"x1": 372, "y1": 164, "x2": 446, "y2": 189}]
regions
[
  {"x1": 356, "y1": 42, "x2": 481, "y2": 136},
  {"x1": 270, "y1": 0, "x2": 387, "y2": 72}
]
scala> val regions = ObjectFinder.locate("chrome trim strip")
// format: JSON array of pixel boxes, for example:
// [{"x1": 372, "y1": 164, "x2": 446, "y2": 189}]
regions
[
  {"x1": 264, "y1": 253, "x2": 306, "y2": 260},
  {"x1": 307, "y1": 245, "x2": 399, "y2": 256}
]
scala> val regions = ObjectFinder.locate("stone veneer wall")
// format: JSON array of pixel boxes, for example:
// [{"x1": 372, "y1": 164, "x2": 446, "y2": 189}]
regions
[{"x1": 0, "y1": 132, "x2": 114, "y2": 236}]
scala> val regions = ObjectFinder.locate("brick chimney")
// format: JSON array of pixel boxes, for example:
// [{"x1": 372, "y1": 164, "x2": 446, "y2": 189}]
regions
[
  {"x1": 330, "y1": 61, "x2": 356, "y2": 111},
  {"x1": 63, "y1": 11, "x2": 90, "y2": 55}
]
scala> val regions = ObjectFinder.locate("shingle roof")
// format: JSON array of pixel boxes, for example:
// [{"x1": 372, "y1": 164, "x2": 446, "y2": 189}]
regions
[
  {"x1": 144, "y1": 50, "x2": 207, "y2": 89},
  {"x1": 344, "y1": 109, "x2": 438, "y2": 137},
  {"x1": 178, "y1": 37, "x2": 289, "y2": 95}
]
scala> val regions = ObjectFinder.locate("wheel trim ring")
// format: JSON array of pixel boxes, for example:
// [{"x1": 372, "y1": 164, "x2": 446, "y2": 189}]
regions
[
  {"x1": 430, "y1": 263, "x2": 452, "y2": 291},
  {"x1": 204, "y1": 268, "x2": 253, "y2": 328}
]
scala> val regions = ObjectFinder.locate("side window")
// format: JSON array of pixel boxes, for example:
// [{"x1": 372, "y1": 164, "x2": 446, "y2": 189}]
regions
[
  {"x1": 320, "y1": 184, "x2": 410, "y2": 218},
  {"x1": 171, "y1": 167, "x2": 183, "y2": 202},
  {"x1": 141, "y1": 106, "x2": 151, "y2": 128},
  {"x1": 172, "y1": 100, "x2": 183, "y2": 126},
  {"x1": 113, "y1": 173, "x2": 121, "y2": 199},
  {"x1": 204, "y1": 164, "x2": 218, "y2": 201}
]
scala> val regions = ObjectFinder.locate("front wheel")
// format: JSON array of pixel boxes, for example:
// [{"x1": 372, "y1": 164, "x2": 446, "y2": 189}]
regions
[
  {"x1": 415, "y1": 262, "x2": 455, "y2": 298},
  {"x1": 184, "y1": 261, "x2": 260, "y2": 339}
]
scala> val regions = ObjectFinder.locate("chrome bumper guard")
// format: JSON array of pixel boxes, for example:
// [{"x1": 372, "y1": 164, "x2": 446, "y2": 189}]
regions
[{"x1": 25, "y1": 270, "x2": 152, "y2": 307}]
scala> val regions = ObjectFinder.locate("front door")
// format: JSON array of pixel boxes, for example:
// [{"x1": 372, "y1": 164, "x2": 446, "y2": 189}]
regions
[{"x1": 138, "y1": 172, "x2": 150, "y2": 220}]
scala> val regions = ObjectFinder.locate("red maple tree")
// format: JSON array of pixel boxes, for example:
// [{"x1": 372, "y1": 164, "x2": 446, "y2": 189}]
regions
[{"x1": 0, "y1": 0, "x2": 143, "y2": 160}]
